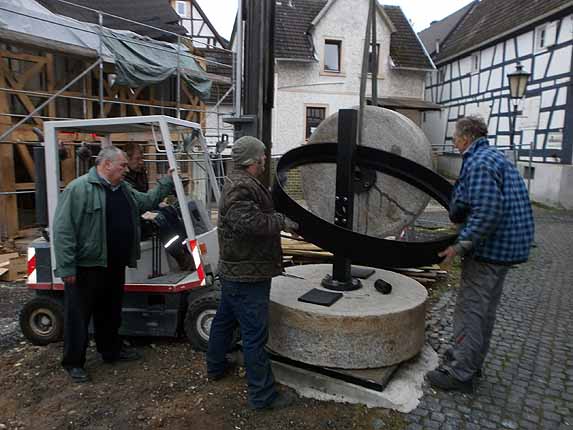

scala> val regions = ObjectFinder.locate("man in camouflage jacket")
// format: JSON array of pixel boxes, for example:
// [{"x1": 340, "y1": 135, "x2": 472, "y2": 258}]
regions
[{"x1": 207, "y1": 136, "x2": 298, "y2": 410}]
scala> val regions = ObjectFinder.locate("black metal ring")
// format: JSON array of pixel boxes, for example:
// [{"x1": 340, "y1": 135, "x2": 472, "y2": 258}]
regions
[{"x1": 272, "y1": 142, "x2": 457, "y2": 268}]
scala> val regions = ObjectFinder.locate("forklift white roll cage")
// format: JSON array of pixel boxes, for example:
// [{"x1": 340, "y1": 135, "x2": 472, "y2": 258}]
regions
[{"x1": 43, "y1": 115, "x2": 221, "y2": 282}]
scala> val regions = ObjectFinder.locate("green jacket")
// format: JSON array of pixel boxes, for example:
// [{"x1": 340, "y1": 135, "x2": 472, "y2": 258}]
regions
[{"x1": 53, "y1": 167, "x2": 174, "y2": 278}]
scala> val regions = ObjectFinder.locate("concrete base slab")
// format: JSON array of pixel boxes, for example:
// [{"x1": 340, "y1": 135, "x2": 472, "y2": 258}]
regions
[
  {"x1": 271, "y1": 343, "x2": 439, "y2": 413},
  {"x1": 268, "y1": 349, "x2": 398, "y2": 391}
]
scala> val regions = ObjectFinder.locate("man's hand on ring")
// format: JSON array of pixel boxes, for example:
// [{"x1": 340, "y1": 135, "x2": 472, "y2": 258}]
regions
[{"x1": 438, "y1": 246, "x2": 457, "y2": 265}]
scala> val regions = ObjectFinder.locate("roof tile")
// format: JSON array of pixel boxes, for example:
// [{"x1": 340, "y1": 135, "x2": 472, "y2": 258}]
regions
[
  {"x1": 435, "y1": 0, "x2": 572, "y2": 62},
  {"x1": 383, "y1": 5, "x2": 434, "y2": 70}
]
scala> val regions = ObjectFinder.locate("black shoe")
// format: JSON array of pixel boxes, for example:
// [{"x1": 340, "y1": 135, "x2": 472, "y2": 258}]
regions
[
  {"x1": 65, "y1": 367, "x2": 90, "y2": 383},
  {"x1": 427, "y1": 368, "x2": 474, "y2": 394},
  {"x1": 250, "y1": 391, "x2": 297, "y2": 411},
  {"x1": 102, "y1": 348, "x2": 142, "y2": 363},
  {"x1": 207, "y1": 363, "x2": 236, "y2": 381},
  {"x1": 443, "y1": 348, "x2": 454, "y2": 363},
  {"x1": 443, "y1": 349, "x2": 482, "y2": 378}
]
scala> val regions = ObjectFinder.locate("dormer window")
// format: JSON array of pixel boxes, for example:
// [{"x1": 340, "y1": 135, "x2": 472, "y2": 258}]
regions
[
  {"x1": 175, "y1": 1, "x2": 189, "y2": 18},
  {"x1": 324, "y1": 39, "x2": 342, "y2": 73}
]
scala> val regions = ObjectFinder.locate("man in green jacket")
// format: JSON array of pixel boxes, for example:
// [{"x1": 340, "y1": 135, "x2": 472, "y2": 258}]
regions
[{"x1": 53, "y1": 146, "x2": 174, "y2": 383}]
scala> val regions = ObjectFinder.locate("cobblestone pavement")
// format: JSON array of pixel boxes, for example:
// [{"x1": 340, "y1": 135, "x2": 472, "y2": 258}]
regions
[{"x1": 407, "y1": 207, "x2": 573, "y2": 430}]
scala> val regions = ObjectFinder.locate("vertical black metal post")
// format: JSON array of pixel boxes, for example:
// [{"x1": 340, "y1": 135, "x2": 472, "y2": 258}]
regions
[
  {"x1": 33, "y1": 146, "x2": 48, "y2": 227},
  {"x1": 510, "y1": 101, "x2": 517, "y2": 151},
  {"x1": 322, "y1": 109, "x2": 362, "y2": 291},
  {"x1": 370, "y1": 0, "x2": 378, "y2": 106},
  {"x1": 243, "y1": 0, "x2": 275, "y2": 186}
]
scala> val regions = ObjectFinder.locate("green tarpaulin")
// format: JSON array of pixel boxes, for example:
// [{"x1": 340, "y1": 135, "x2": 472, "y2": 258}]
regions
[{"x1": 102, "y1": 28, "x2": 212, "y2": 100}]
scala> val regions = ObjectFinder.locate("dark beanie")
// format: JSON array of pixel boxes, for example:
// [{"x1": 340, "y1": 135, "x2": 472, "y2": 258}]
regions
[{"x1": 231, "y1": 136, "x2": 265, "y2": 166}]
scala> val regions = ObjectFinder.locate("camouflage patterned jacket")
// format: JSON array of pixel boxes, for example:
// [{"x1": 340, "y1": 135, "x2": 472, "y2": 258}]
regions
[{"x1": 217, "y1": 169, "x2": 285, "y2": 282}]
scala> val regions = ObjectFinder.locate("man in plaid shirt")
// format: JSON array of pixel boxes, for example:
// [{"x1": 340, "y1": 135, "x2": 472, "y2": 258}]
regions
[{"x1": 427, "y1": 116, "x2": 534, "y2": 393}]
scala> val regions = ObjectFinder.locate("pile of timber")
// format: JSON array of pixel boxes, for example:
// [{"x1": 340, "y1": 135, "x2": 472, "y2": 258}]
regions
[
  {"x1": 281, "y1": 235, "x2": 333, "y2": 265},
  {"x1": 280, "y1": 235, "x2": 447, "y2": 285},
  {"x1": 390, "y1": 265, "x2": 448, "y2": 285},
  {"x1": 0, "y1": 252, "x2": 27, "y2": 282}
]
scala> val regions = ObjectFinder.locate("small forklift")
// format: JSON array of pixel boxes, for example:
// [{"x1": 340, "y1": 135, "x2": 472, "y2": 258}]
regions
[{"x1": 19, "y1": 115, "x2": 223, "y2": 351}]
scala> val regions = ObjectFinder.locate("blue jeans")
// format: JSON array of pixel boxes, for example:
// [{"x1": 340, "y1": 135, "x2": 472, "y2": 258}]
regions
[{"x1": 206, "y1": 279, "x2": 277, "y2": 408}]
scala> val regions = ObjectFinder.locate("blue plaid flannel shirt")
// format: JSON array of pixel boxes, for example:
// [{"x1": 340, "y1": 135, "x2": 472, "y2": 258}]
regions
[{"x1": 450, "y1": 137, "x2": 534, "y2": 264}]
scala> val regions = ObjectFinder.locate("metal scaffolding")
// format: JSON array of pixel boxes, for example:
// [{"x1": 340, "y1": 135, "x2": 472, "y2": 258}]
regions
[{"x1": 0, "y1": 0, "x2": 239, "y2": 238}]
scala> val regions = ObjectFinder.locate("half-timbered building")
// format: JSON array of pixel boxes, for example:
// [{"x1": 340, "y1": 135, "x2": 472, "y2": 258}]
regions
[{"x1": 421, "y1": 0, "x2": 573, "y2": 209}]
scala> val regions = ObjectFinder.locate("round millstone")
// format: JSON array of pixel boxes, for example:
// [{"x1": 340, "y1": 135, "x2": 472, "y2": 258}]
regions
[
  {"x1": 268, "y1": 264, "x2": 427, "y2": 369},
  {"x1": 301, "y1": 106, "x2": 432, "y2": 238}
]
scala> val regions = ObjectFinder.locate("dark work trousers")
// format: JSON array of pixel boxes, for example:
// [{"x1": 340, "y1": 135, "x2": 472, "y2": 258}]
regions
[
  {"x1": 62, "y1": 264, "x2": 126, "y2": 369},
  {"x1": 206, "y1": 279, "x2": 277, "y2": 409},
  {"x1": 448, "y1": 257, "x2": 510, "y2": 381}
]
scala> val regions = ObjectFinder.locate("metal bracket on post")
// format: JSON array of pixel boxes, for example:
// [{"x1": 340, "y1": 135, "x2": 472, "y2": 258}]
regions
[{"x1": 321, "y1": 109, "x2": 362, "y2": 292}]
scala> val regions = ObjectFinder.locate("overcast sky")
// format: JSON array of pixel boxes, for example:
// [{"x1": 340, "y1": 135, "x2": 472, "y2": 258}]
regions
[{"x1": 199, "y1": 0, "x2": 474, "y2": 40}]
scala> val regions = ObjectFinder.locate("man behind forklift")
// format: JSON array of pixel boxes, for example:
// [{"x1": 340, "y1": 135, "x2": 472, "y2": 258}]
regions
[{"x1": 53, "y1": 146, "x2": 174, "y2": 383}]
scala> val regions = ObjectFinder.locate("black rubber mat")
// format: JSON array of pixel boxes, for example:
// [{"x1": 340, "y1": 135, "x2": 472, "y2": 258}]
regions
[{"x1": 298, "y1": 288, "x2": 343, "y2": 306}]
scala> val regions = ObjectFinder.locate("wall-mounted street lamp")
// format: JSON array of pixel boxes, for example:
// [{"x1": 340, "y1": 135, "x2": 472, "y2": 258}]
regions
[{"x1": 506, "y1": 63, "x2": 531, "y2": 157}]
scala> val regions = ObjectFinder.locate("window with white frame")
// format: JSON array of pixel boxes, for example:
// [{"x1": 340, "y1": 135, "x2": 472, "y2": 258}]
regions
[
  {"x1": 324, "y1": 40, "x2": 342, "y2": 73},
  {"x1": 175, "y1": 1, "x2": 189, "y2": 18}
]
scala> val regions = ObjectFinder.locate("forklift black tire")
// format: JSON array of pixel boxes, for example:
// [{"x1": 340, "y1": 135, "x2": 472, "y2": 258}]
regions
[
  {"x1": 185, "y1": 292, "x2": 220, "y2": 352},
  {"x1": 19, "y1": 296, "x2": 64, "y2": 346}
]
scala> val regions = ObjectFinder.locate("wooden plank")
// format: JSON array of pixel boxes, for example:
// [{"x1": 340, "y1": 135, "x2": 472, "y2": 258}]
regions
[
  {"x1": 45, "y1": 53, "x2": 56, "y2": 119},
  {"x1": 102, "y1": 74, "x2": 120, "y2": 117},
  {"x1": 147, "y1": 140, "x2": 157, "y2": 185},
  {"x1": 0, "y1": 50, "x2": 47, "y2": 63},
  {"x1": 61, "y1": 145, "x2": 76, "y2": 185},
  {"x1": 0, "y1": 252, "x2": 19, "y2": 263},
  {"x1": 0, "y1": 63, "x2": 44, "y2": 127},
  {"x1": 409, "y1": 276, "x2": 437, "y2": 284},
  {"x1": 119, "y1": 87, "x2": 127, "y2": 117},
  {"x1": 19, "y1": 60, "x2": 47, "y2": 88},
  {"x1": 14, "y1": 143, "x2": 35, "y2": 181},
  {"x1": 0, "y1": 64, "x2": 19, "y2": 238},
  {"x1": 0, "y1": 255, "x2": 27, "y2": 281},
  {"x1": 85, "y1": 65, "x2": 93, "y2": 119}
]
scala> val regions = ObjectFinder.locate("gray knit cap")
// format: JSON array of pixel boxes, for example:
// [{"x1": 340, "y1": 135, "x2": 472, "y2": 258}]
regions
[{"x1": 231, "y1": 136, "x2": 265, "y2": 166}]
